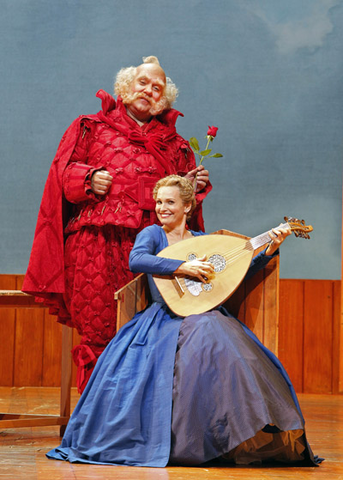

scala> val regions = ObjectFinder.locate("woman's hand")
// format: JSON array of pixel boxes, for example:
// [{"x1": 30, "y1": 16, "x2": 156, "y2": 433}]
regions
[
  {"x1": 174, "y1": 255, "x2": 215, "y2": 283},
  {"x1": 265, "y1": 226, "x2": 292, "y2": 256}
]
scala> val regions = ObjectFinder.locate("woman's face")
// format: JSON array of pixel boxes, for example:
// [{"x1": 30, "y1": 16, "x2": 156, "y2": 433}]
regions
[{"x1": 155, "y1": 186, "x2": 190, "y2": 229}]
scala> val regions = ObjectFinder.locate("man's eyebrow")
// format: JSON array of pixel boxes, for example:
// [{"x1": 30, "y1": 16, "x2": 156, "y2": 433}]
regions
[
  {"x1": 154, "y1": 79, "x2": 165, "y2": 87},
  {"x1": 137, "y1": 75, "x2": 165, "y2": 87}
]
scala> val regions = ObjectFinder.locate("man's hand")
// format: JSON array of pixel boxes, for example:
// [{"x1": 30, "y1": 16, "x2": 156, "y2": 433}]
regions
[
  {"x1": 185, "y1": 165, "x2": 209, "y2": 193},
  {"x1": 91, "y1": 170, "x2": 113, "y2": 195}
]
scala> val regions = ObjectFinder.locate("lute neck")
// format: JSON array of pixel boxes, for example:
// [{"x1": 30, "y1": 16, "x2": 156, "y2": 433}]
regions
[{"x1": 249, "y1": 222, "x2": 290, "y2": 251}]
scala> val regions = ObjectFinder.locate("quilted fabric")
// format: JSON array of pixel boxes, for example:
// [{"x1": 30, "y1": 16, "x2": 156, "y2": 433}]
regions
[
  {"x1": 64, "y1": 225, "x2": 146, "y2": 392},
  {"x1": 23, "y1": 90, "x2": 212, "y2": 392}
]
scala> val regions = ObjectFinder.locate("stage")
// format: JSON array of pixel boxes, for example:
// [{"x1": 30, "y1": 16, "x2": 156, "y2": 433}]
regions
[{"x1": 0, "y1": 387, "x2": 341, "y2": 480}]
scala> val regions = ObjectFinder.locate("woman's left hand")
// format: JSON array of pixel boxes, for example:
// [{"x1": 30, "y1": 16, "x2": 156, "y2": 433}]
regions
[{"x1": 265, "y1": 226, "x2": 292, "y2": 256}]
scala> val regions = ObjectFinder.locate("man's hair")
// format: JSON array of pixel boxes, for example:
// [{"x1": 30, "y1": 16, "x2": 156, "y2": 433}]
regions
[
  {"x1": 153, "y1": 175, "x2": 196, "y2": 219},
  {"x1": 114, "y1": 56, "x2": 178, "y2": 109}
]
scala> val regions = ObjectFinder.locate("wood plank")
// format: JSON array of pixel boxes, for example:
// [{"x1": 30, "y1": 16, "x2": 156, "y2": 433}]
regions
[
  {"x1": 60, "y1": 325, "x2": 73, "y2": 435},
  {"x1": 279, "y1": 279, "x2": 304, "y2": 392},
  {"x1": 333, "y1": 280, "x2": 342, "y2": 394},
  {"x1": 42, "y1": 312, "x2": 63, "y2": 387},
  {"x1": 341, "y1": 189, "x2": 343, "y2": 394},
  {"x1": 304, "y1": 280, "x2": 333, "y2": 393},
  {"x1": 221, "y1": 235, "x2": 272, "y2": 344},
  {"x1": 14, "y1": 272, "x2": 44, "y2": 386},
  {"x1": 115, "y1": 274, "x2": 149, "y2": 331},
  {"x1": 223, "y1": 282, "x2": 246, "y2": 321},
  {"x1": 71, "y1": 329, "x2": 82, "y2": 387},
  {"x1": 16, "y1": 274, "x2": 25, "y2": 290},
  {"x1": 262, "y1": 257, "x2": 279, "y2": 354},
  {"x1": 14, "y1": 307, "x2": 45, "y2": 386},
  {"x1": 243, "y1": 269, "x2": 265, "y2": 342},
  {"x1": 0, "y1": 414, "x2": 69, "y2": 428},
  {"x1": 0, "y1": 276, "x2": 16, "y2": 386}
]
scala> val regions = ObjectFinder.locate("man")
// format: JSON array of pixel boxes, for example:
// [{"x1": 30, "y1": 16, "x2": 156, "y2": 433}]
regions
[{"x1": 23, "y1": 56, "x2": 211, "y2": 392}]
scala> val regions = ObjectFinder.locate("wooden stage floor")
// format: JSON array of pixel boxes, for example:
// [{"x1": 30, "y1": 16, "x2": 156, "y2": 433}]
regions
[{"x1": 0, "y1": 387, "x2": 342, "y2": 480}]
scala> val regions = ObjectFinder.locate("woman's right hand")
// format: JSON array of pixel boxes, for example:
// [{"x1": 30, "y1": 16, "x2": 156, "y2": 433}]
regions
[{"x1": 174, "y1": 255, "x2": 215, "y2": 283}]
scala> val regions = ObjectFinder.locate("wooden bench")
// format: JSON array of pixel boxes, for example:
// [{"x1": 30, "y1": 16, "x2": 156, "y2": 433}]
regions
[{"x1": 0, "y1": 290, "x2": 72, "y2": 435}]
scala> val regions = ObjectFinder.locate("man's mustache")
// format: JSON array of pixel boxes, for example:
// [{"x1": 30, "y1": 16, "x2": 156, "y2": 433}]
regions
[
  {"x1": 131, "y1": 92, "x2": 154, "y2": 104},
  {"x1": 123, "y1": 90, "x2": 167, "y2": 115}
]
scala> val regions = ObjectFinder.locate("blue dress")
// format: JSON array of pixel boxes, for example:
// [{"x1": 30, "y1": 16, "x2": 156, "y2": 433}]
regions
[{"x1": 47, "y1": 225, "x2": 319, "y2": 467}]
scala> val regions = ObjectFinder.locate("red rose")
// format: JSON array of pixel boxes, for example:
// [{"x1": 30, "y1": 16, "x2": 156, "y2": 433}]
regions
[{"x1": 207, "y1": 126, "x2": 218, "y2": 138}]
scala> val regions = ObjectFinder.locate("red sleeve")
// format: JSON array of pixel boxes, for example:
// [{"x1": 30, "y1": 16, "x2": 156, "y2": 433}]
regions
[
  {"x1": 62, "y1": 120, "x2": 106, "y2": 203},
  {"x1": 63, "y1": 163, "x2": 105, "y2": 203}
]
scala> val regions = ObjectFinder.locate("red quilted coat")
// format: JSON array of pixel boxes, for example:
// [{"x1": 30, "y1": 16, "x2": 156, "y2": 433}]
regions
[{"x1": 23, "y1": 90, "x2": 211, "y2": 392}]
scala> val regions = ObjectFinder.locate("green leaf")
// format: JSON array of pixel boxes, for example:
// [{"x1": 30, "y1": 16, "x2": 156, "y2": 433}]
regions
[
  {"x1": 189, "y1": 137, "x2": 199, "y2": 151},
  {"x1": 210, "y1": 153, "x2": 223, "y2": 158},
  {"x1": 200, "y1": 149, "x2": 212, "y2": 156}
]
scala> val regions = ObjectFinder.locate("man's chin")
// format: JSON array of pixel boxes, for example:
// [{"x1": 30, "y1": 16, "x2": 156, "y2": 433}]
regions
[{"x1": 139, "y1": 97, "x2": 150, "y2": 105}]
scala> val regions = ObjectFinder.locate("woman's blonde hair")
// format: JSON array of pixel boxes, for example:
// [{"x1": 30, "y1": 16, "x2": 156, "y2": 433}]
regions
[
  {"x1": 153, "y1": 175, "x2": 196, "y2": 220},
  {"x1": 114, "y1": 56, "x2": 178, "y2": 109}
]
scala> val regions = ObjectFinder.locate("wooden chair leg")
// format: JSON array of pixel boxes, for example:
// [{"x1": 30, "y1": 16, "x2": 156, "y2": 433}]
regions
[{"x1": 59, "y1": 325, "x2": 73, "y2": 436}]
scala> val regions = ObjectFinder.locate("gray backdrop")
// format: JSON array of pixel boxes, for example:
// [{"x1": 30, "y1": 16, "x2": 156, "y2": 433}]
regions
[{"x1": 1, "y1": 0, "x2": 342, "y2": 279}]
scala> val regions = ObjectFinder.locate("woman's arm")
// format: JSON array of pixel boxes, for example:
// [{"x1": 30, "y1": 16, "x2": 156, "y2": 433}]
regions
[
  {"x1": 129, "y1": 227, "x2": 185, "y2": 275},
  {"x1": 129, "y1": 227, "x2": 214, "y2": 281},
  {"x1": 245, "y1": 225, "x2": 291, "y2": 280}
]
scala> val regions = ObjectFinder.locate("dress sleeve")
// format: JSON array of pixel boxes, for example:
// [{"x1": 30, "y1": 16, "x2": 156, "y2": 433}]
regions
[
  {"x1": 129, "y1": 227, "x2": 185, "y2": 275},
  {"x1": 244, "y1": 248, "x2": 279, "y2": 281}
]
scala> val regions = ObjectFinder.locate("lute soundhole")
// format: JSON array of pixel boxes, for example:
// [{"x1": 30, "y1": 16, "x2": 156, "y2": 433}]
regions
[{"x1": 208, "y1": 254, "x2": 226, "y2": 273}]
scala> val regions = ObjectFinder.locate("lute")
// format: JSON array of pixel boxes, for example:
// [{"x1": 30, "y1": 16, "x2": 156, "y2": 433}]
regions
[{"x1": 153, "y1": 216, "x2": 313, "y2": 317}]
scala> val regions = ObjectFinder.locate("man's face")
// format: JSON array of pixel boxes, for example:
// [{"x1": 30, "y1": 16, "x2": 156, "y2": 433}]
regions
[{"x1": 125, "y1": 63, "x2": 167, "y2": 122}]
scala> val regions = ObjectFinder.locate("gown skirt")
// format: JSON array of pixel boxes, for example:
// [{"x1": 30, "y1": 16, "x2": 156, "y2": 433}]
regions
[{"x1": 47, "y1": 301, "x2": 319, "y2": 467}]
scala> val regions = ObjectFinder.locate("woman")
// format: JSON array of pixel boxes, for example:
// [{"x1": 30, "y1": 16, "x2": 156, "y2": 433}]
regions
[{"x1": 47, "y1": 175, "x2": 320, "y2": 467}]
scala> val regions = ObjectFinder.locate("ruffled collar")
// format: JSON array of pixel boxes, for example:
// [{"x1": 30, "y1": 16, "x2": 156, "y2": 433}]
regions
[{"x1": 95, "y1": 89, "x2": 183, "y2": 129}]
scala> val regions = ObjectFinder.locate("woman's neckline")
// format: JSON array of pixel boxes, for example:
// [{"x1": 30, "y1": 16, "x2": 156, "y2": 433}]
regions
[{"x1": 160, "y1": 226, "x2": 194, "y2": 246}]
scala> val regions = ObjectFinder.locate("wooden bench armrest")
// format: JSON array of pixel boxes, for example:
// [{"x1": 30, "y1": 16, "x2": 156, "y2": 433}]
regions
[
  {"x1": 0, "y1": 290, "x2": 45, "y2": 308},
  {"x1": 115, "y1": 274, "x2": 150, "y2": 331}
]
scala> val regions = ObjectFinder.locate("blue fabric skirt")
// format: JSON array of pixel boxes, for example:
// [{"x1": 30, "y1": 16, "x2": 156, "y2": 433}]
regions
[{"x1": 47, "y1": 304, "x2": 319, "y2": 466}]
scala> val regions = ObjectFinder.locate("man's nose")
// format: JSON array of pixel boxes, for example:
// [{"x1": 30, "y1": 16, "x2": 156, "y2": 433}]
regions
[{"x1": 144, "y1": 84, "x2": 152, "y2": 95}]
